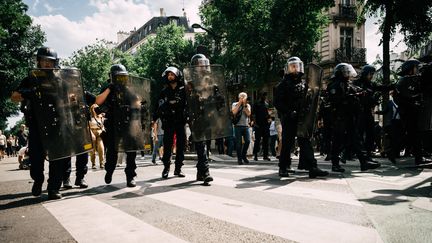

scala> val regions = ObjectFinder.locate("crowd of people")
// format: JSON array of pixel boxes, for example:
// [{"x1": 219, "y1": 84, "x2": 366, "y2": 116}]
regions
[{"x1": 7, "y1": 45, "x2": 432, "y2": 200}]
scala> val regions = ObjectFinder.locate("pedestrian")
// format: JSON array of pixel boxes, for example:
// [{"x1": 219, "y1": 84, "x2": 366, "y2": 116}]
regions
[
  {"x1": 269, "y1": 117, "x2": 278, "y2": 157},
  {"x1": 89, "y1": 105, "x2": 105, "y2": 169},
  {"x1": 151, "y1": 118, "x2": 164, "y2": 165},
  {"x1": 0, "y1": 130, "x2": 6, "y2": 160},
  {"x1": 232, "y1": 92, "x2": 251, "y2": 165},
  {"x1": 252, "y1": 92, "x2": 271, "y2": 161}
]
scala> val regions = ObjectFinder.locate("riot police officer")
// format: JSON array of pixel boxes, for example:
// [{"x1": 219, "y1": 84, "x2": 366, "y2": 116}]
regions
[
  {"x1": 326, "y1": 63, "x2": 381, "y2": 172},
  {"x1": 96, "y1": 64, "x2": 138, "y2": 187},
  {"x1": 187, "y1": 53, "x2": 214, "y2": 183},
  {"x1": 61, "y1": 91, "x2": 97, "y2": 189},
  {"x1": 11, "y1": 46, "x2": 69, "y2": 199},
  {"x1": 155, "y1": 66, "x2": 188, "y2": 179},
  {"x1": 273, "y1": 57, "x2": 328, "y2": 178},
  {"x1": 353, "y1": 65, "x2": 391, "y2": 160},
  {"x1": 396, "y1": 59, "x2": 432, "y2": 165}
]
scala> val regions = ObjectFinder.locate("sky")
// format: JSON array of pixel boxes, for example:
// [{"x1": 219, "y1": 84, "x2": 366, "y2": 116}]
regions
[{"x1": 7, "y1": 0, "x2": 407, "y2": 129}]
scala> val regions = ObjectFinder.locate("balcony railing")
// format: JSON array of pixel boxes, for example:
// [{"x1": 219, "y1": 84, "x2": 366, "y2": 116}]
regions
[
  {"x1": 335, "y1": 47, "x2": 366, "y2": 63},
  {"x1": 335, "y1": 4, "x2": 357, "y2": 20}
]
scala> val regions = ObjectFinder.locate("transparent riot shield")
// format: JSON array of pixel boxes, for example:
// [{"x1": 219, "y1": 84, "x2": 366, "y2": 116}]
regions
[
  {"x1": 183, "y1": 64, "x2": 233, "y2": 142},
  {"x1": 112, "y1": 76, "x2": 151, "y2": 152},
  {"x1": 297, "y1": 63, "x2": 323, "y2": 138},
  {"x1": 29, "y1": 68, "x2": 93, "y2": 161}
]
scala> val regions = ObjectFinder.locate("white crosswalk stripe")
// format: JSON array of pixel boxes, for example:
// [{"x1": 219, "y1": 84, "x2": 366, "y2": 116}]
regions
[
  {"x1": 43, "y1": 196, "x2": 187, "y2": 243},
  {"x1": 43, "y1": 161, "x2": 384, "y2": 243}
]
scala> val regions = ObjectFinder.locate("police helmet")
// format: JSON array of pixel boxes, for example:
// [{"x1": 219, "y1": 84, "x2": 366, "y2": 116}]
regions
[
  {"x1": 36, "y1": 46, "x2": 58, "y2": 61},
  {"x1": 110, "y1": 64, "x2": 129, "y2": 85},
  {"x1": 332, "y1": 63, "x2": 357, "y2": 79},
  {"x1": 162, "y1": 66, "x2": 182, "y2": 78},
  {"x1": 191, "y1": 54, "x2": 210, "y2": 66},
  {"x1": 284, "y1": 56, "x2": 304, "y2": 75},
  {"x1": 398, "y1": 59, "x2": 421, "y2": 76},
  {"x1": 360, "y1": 64, "x2": 376, "y2": 77}
]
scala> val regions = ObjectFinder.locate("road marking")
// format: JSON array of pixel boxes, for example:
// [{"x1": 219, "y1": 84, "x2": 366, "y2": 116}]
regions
[
  {"x1": 147, "y1": 189, "x2": 383, "y2": 243},
  {"x1": 43, "y1": 196, "x2": 187, "y2": 243},
  {"x1": 208, "y1": 176, "x2": 363, "y2": 207}
]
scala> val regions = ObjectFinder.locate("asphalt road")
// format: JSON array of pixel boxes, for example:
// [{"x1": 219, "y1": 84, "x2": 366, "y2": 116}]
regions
[{"x1": 0, "y1": 153, "x2": 431, "y2": 243}]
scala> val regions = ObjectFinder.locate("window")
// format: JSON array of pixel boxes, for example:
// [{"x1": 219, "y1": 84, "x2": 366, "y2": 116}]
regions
[
  {"x1": 340, "y1": 28, "x2": 353, "y2": 57},
  {"x1": 341, "y1": 0, "x2": 351, "y2": 6}
]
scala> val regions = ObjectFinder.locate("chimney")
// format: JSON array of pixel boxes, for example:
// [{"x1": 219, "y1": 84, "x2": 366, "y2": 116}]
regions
[
  {"x1": 117, "y1": 31, "x2": 130, "y2": 44},
  {"x1": 160, "y1": 8, "x2": 164, "y2": 16}
]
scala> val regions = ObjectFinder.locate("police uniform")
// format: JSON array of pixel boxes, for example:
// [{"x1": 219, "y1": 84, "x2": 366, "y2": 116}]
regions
[
  {"x1": 274, "y1": 57, "x2": 328, "y2": 178},
  {"x1": 326, "y1": 63, "x2": 381, "y2": 172},
  {"x1": 156, "y1": 69, "x2": 188, "y2": 178}
]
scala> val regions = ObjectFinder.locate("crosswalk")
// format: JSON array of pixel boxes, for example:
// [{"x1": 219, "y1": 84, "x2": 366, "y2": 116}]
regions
[{"x1": 42, "y1": 158, "x2": 385, "y2": 243}]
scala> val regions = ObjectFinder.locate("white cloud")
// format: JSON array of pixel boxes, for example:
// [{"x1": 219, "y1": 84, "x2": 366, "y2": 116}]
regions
[
  {"x1": 31, "y1": 0, "x2": 203, "y2": 58},
  {"x1": 43, "y1": 2, "x2": 62, "y2": 13},
  {"x1": 32, "y1": 0, "x2": 155, "y2": 58}
]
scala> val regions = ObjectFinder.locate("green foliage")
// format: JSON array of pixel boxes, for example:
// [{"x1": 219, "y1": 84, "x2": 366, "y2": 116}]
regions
[
  {"x1": 200, "y1": 0, "x2": 334, "y2": 86},
  {"x1": 0, "y1": 0, "x2": 45, "y2": 130},
  {"x1": 360, "y1": 0, "x2": 432, "y2": 87},
  {"x1": 361, "y1": 0, "x2": 432, "y2": 49},
  {"x1": 133, "y1": 24, "x2": 195, "y2": 110},
  {"x1": 63, "y1": 40, "x2": 124, "y2": 94},
  {"x1": 134, "y1": 23, "x2": 194, "y2": 79}
]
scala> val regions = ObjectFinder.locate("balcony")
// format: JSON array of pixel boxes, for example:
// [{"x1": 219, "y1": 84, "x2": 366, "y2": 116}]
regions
[
  {"x1": 333, "y1": 4, "x2": 357, "y2": 23},
  {"x1": 335, "y1": 47, "x2": 366, "y2": 63}
]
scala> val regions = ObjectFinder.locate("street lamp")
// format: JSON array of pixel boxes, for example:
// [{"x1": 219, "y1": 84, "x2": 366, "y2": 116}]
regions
[{"x1": 192, "y1": 23, "x2": 222, "y2": 56}]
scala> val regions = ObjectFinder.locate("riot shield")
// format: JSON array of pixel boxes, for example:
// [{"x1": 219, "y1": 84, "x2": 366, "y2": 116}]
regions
[
  {"x1": 183, "y1": 64, "x2": 233, "y2": 142},
  {"x1": 112, "y1": 76, "x2": 151, "y2": 152},
  {"x1": 297, "y1": 63, "x2": 323, "y2": 138},
  {"x1": 29, "y1": 68, "x2": 93, "y2": 161}
]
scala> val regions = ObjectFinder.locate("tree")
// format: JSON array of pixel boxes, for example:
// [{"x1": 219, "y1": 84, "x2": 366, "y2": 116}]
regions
[
  {"x1": 360, "y1": 0, "x2": 432, "y2": 86},
  {"x1": 133, "y1": 23, "x2": 195, "y2": 109},
  {"x1": 0, "y1": 0, "x2": 45, "y2": 130},
  {"x1": 63, "y1": 40, "x2": 127, "y2": 94},
  {"x1": 199, "y1": 0, "x2": 334, "y2": 86}
]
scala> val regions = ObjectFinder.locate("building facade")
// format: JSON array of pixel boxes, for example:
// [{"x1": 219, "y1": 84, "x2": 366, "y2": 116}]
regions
[
  {"x1": 315, "y1": 0, "x2": 366, "y2": 82},
  {"x1": 116, "y1": 10, "x2": 195, "y2": 55}
]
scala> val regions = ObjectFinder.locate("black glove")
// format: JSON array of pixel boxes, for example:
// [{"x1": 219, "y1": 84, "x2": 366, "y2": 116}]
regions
[{"x1": 18, "y1": 87, "x2": 37, "y2": 99}]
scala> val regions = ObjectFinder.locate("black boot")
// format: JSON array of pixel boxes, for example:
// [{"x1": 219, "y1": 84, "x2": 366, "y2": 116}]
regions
[
  {"x1": 360, "y1": 160, "x2": 381, "y2": 171},
  {"x1": 48, "y1": 190, "x2": 62, "y2": 200},
  {"x1": 197, "y1": 170, "x2": 214, "y2": 184},
  {"x1": 31, "y1": 181, "x2": 43, "y2": 197},
  {"x1": 174, "y1": 167, "x2": 185, "y2": 177},
  {"x1": 253, "y1": 154, "x2": 258, "y2": 161},
  {"x1": 63, "y1": 178, "x2": 72, "y2": 189},
  {"x1": 278, "y1": 168, "x2": 289, "y2": 177},
  {"x1": 127, "y1": 177, "x2": 136, "y2": 187},
  {"x1": 162, "y1": 164, "x2": 170, "y2": 179},
  {"x1": 331, "y1": 165, "x2": 345, "y2": 173},
  {"x1": 75, "y1": 177, "x2": 88, "y2": 188},
  {"x1": 309, "y1": 167, "x2": 329, "y2": 178},
  {"x1": 104, "y1": 171, "x2": 113, "y2": 184}
]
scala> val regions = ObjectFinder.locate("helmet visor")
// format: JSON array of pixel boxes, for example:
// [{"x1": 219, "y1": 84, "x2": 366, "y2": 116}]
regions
[
  {"x1": 285, "y1": 60, "x2": 304, "y2": 74},
  {"x1": 196, "y1": 58, "x2": 210, "y2": 66},
  {"x1": 113, "y1": 74, "x2": 129, "y2": 86},
  {"x1": 343, "y1": 65, "x2": 357, "y2": 79}
]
